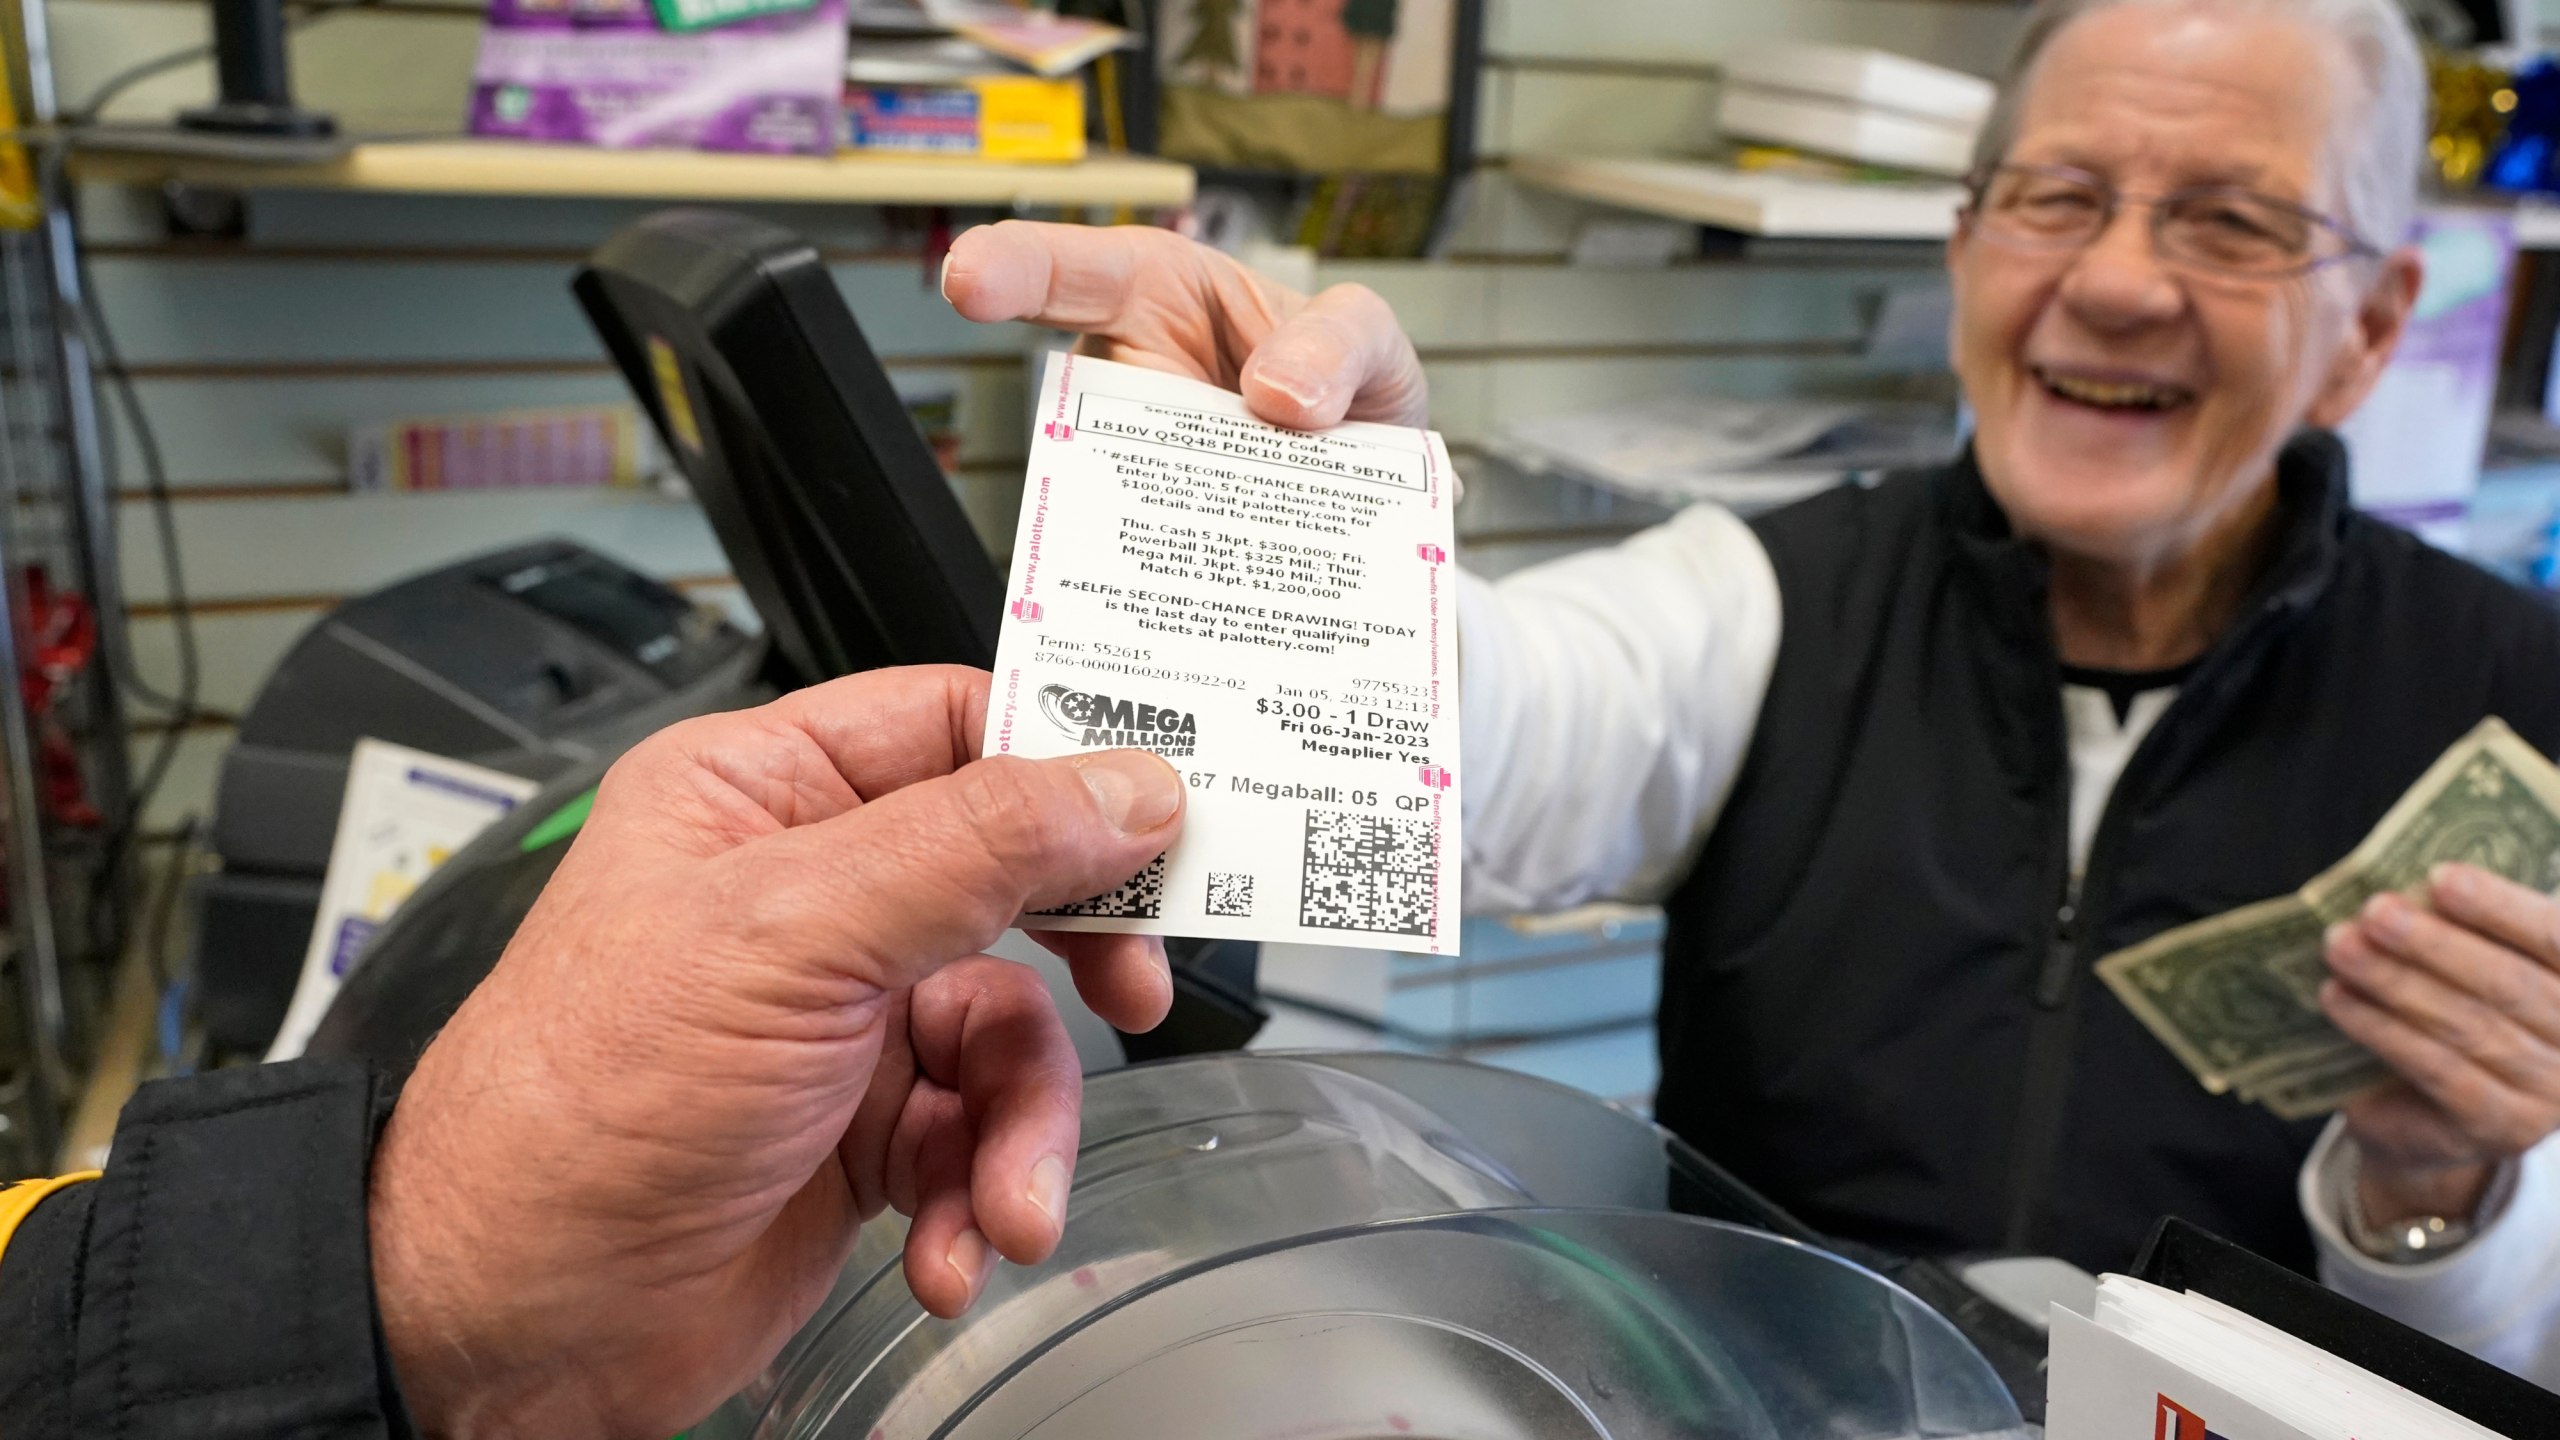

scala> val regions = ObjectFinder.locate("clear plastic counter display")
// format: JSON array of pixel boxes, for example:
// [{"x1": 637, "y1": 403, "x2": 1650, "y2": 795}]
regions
[{"x1": 700, "y1": 1053, "x2": 2027, "y2": 1440}]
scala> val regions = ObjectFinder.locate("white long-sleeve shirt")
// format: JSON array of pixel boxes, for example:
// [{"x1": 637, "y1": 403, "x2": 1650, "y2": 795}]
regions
[{"x1": 1456, "y1": 502, "x2": 2560, "y2": 1386}]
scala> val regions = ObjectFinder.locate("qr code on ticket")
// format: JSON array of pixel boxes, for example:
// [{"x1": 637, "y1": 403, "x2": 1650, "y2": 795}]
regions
[
  {"x1": 1037, "y1": 853, "x2": 1166, "y2": 920},
  {"x1": 1299, "y1": 808, "x2": 1438, "y2": 938},
  {"x1": 1206, "y1": 872, "x2": 1255, "y2": 917}
]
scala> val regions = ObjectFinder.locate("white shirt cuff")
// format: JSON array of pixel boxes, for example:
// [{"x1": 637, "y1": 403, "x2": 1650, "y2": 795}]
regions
[{"x1": 2300, "y1": 1117, "x2": 2560, "y2": 1373}]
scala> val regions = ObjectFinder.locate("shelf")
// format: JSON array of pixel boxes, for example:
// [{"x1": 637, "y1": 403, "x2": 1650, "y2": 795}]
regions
[
  {"x1": 2514, "y1": 195, "x2": 2560, "y2": 250},
  {"x1": 70, "y1": 138, "x2": 1196, "y2": 209},
  {"x1": 1509, "y1": 154, "x2": 1962, "y2": 241}
]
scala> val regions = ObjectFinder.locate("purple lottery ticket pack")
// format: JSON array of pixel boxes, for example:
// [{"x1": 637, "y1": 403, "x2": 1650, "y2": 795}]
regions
[{"x1": 468, "y1": 0, "x2": 848, "y2": 155}]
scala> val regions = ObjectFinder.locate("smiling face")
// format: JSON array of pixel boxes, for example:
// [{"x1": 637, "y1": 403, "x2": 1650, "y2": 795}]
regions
[{"x1": 1948, "y1": 3, "x2": 2419, "y2": 569}]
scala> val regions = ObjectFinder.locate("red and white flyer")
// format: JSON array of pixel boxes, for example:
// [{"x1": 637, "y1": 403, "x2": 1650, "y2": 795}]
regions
[{"x1": 984, "y1": 352, "x2": 1461, "y2": 953}]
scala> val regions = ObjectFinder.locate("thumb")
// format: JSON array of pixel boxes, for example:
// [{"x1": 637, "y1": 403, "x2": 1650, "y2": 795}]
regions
[
  {"x1": 1240, "y1": 282, "x2": 1429, "y2": 430},
  {"x1": 733, "y1": 748, "x2": 1184, "y2": 995}
]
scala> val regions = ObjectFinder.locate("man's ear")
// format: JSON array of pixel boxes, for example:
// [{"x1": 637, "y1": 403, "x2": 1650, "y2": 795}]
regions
[
  {"x1": 1944, "y1": 212, "x2": 1973, "y2": 355},
  {"x1": 2304, "y1": 245, "x2": 2423, "y2": 428}
]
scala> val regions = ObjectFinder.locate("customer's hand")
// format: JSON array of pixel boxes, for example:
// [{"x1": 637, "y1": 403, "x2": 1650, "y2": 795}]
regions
[
  {"x1": 941, "y1": 220, "x2": 1429, "y2": 429},
  {"x1": 368, "y1": 666, "x2": 1183, "y2": 1440},
  {"x1": 2321, "y1": 863, "x2": 2560, "y2": 1226}
]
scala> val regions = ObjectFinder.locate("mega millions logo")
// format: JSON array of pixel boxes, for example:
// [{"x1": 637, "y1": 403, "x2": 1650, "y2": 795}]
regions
[{"x1": 1040, "y1": 684, "x2": 1199, "y2": 757}]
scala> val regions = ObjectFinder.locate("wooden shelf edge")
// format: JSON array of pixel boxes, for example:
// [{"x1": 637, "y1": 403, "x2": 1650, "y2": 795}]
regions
[{"x1": 70, "y1": 139, "x2": 1197, "y2": 208}]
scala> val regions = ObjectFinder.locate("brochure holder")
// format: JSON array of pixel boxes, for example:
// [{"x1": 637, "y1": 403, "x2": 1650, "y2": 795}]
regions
[{"x1": 2133, "y1": 1216, "x2": 2560, "y2": 1433}]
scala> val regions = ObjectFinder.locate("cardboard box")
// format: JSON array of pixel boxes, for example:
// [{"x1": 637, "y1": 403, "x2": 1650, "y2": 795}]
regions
[{"x1": 843, "y1": 76, "x2": 1085, "y2": 160}]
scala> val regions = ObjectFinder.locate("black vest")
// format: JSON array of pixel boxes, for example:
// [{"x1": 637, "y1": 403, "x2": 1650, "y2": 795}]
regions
[{"x1": 1656, "y1": 434, "x2": 2560, "y2": 1275}]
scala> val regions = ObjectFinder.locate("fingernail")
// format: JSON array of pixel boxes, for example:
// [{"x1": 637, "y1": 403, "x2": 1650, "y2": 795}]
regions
[
  {"x1": 1254, "y1": 363, "x2": 1328, "y2": 413},
  {"x1": 1027, "y1": 1154, "x2": 1069, "y2": 1229},
  {"x1": 946, "y1": 1227, "x2": 992, "y2": 1297},
  {"x1": 1069, "y1": 751, "x2": 1181, "y2": 832},
  {"x1": 2381, "y1": 891, "x2": 2420, "y2": 929},
  {"x1": 938, "y1": 251, "x2": 955, "y2": 302},
  {"x1": 2324, "y1": 921, "x2": 2349, "y2": 950},
  {"x1": 2360, "y1": 898, "x2": 2395, "y2": 938},
  {"x1": 2431, "y1": 861, "x2": 2461, "y2": 892}
]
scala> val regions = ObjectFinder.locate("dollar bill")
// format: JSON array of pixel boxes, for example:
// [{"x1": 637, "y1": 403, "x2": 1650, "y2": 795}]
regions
[
  {"x1": 2237, "y1": 1045, "x2": 2395, "y2": 1122},
  {"x1": 2094, "y1": 895, "x2": 2334, "y2": 1095},
  {"x1": 2095, "y1": 717, "x2": 2560, "y2": 1119},
  {"x1": 2300, "y1": 718, "x2": 2560, "y2": 923}
]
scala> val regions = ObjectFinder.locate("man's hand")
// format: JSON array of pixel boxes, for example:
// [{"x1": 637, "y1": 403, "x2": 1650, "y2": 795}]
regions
[
  {"x1": 2321, "y1": 862, "x2": 2560, "y2": 1227},
  {"x1": 941, "y1": 220, "x2": 1428, "y2": 430},
  {"x1": 368, "y1": 666, "x2": 1183, "y2": 1440}
]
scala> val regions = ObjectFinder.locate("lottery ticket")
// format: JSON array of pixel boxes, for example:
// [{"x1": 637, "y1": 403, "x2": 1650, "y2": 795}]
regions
[{"x1": 983, "y1": 352, "x2": 1461, "y2": 953}]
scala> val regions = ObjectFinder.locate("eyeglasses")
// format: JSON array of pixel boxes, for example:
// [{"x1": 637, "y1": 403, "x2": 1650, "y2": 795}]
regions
[{"x1": 1963, "y1": 163, "x2": 2380, "y2": 279}]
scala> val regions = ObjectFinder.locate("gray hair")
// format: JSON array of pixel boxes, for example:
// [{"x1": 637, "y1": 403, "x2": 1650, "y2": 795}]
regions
[{"x1": 1967, "y1": 0, "x2": 2426, "y2": 249}]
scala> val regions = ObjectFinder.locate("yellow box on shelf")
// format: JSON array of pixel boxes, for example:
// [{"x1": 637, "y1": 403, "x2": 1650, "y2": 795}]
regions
[
  {"x1": 0, "y1": 74, "x2": 37, "y2": 230},
  {"x1": 843, "y1": 76, "x2": 1086, "y2": 163}
]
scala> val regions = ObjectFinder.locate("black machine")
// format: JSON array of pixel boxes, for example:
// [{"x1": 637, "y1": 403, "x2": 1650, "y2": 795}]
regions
[
  {"x1": 74, "y1": 0, "x2": 351, "y2": 169},
  {"x1": 191, "y1": 540, "x2": 760, "y2": 1055},
  {"x1": 572, "y1": 210, "x2": 1006, "y2": 687},
  {"x1": 180, "y1": 0, "x2": 337, "y2": 138},
  {"x1": 296, "y1": 210, "x2": 1262, "y2": 1074}
]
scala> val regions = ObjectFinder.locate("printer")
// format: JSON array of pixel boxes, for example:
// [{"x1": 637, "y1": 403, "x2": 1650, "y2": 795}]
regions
[{"x1": 190, "y1": 539, "x2": 759, "y2": 1056}]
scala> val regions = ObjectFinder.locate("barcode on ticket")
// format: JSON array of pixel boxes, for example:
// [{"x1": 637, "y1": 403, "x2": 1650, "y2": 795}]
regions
[
  {"x1": 1036, "y1": 853, "x2": 1168, "y2": 920},
  {"x1": 1299, "y1": 808, "x2": 1438, "y2": 938},
  {"x1": 1206, "y1": 871, "x2": 1255, "y2": 917}
]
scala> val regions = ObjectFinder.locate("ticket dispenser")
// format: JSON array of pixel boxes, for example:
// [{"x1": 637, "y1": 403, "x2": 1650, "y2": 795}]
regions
[
  {"x1": 694, "y1": 1053, "x2": 2026, "y2": 1440},
  {"x1": 573, "y1": 207, "x2": 1002, "y2": 687}
]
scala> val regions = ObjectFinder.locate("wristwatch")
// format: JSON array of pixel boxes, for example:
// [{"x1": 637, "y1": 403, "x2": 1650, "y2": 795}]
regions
[
  {"x1": 2344, "y1": 1202, "x2": 2474, "y2": 1263},
  {"x1": 2333, "y1": 1131, "x2": 2493, "y2": 1264}
]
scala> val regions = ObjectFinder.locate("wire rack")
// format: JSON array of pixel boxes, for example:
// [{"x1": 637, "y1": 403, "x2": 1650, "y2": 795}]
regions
[
  {"x1": 0, "y1": 1, "x2": 142, "y2": 1173},
  {"x1": 0, "y1": 223, "x2": 82, "y2": 1174}
]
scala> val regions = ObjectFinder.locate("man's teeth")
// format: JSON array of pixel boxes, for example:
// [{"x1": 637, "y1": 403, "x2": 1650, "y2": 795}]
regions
[{"x1": 2041, "y1": 372, "x2": 2186, "y2": 410}]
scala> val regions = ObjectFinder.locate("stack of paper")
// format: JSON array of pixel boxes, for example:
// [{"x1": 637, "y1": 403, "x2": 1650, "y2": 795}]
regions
[
  {"x1": 2047, "y1": 1275, "x2": 2511, "y2": 1439},
  {"x1": 852, "y1": 0, "x2": 1129, "y2": 77},
  {"x1": 932, "y1": 2, "x2": 1126, "y2": 77},
  {"x1": 1717, "y1": 43, "x2": 1994, "y2": 176}
]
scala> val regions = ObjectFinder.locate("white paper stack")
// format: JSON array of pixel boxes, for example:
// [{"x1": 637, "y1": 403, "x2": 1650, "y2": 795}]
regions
[
  {"x1": 1492, "y1": 395, "x2": 1960, "y2": 513},
  {"x1": 2046, "y1": 1275, "x2": 2512, "y2": 1440},
  {"x1": 1717, "y1": 42, "x2": 1994, "y2": 176}
]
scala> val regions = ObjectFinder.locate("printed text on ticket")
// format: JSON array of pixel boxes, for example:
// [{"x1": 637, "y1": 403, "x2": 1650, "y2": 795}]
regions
[{"x1": 983, "y1": 353, "x2": 1461, "y2": 953}]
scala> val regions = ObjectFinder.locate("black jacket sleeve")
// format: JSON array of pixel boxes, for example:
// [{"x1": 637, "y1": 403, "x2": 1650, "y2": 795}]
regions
[{"x1": 0, "y1": 1057, "x2": 419, "y2": 1440}]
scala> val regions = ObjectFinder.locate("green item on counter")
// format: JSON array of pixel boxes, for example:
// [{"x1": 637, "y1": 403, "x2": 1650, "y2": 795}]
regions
[{"x1": 519, "y1": 787, "x2": 598, "y2": 853}]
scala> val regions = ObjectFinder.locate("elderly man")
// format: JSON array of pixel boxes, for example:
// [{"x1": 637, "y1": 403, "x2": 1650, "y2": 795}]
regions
[{"x1": 945, "y1": 0, "x2": 2560, "y2": 1383}]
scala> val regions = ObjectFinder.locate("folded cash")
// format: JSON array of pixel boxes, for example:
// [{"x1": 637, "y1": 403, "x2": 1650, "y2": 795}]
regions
[
  {"x1": 2095, "y1": 717, "x2": 2560, "y2": 1119},
  {"x1": 2236, "y1": 1044, "x2": 2394, "y2": 1122}
]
